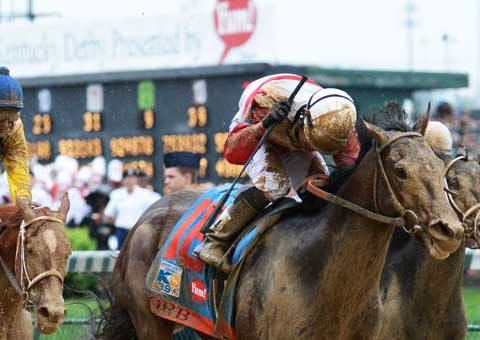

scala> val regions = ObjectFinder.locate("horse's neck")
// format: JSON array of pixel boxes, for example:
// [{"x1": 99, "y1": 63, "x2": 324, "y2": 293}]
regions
[
  {"x1": 301, "y1": 151, "x2": 396, "y2": 309},
  {"x1": 387, "y1": 238, "x2": 464, "y2": 316}
]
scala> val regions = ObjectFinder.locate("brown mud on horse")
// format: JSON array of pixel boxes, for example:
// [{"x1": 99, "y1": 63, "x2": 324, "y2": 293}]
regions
[
  {"x1": 99, "y1": 107, "x2": 464, "y2": 340},
  {"x1": 380, "y1": 154, "x2": 480, "y2": 340},
  {"x1": 0, "y1": 193, "x2": 71, "y2": 339}
]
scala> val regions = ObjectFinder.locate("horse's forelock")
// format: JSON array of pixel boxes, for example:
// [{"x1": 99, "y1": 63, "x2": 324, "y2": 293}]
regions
[{"x1": 381, "y1": 101, "x2": 412, "y2": 132}]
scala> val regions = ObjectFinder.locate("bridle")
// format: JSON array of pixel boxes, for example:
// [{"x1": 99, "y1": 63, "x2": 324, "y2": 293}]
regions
[
  {"x1": 0, "y1": 213, "x2": 65, "y2": 310},
  {"x1": 307, "y1": 131, "x2": 423, "y2": 232},
  {"x1": 444, "y1": 155, "x2": 480, "y2": 248}
]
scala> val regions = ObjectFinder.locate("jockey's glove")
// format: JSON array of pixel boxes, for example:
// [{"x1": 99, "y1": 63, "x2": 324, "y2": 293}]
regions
[{"x1": 262, "y1": 100, "x2": 291, "y2": 129}]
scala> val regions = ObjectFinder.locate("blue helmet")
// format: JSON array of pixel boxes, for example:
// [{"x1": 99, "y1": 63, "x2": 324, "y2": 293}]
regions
[{"x1": 0, "y1": 67, "x2": 23, "y2": 110}]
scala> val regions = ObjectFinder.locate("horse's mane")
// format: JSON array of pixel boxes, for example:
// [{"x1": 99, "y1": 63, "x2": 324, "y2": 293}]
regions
[
  {"x1": 380, "y1": 101, "x2": 412, "y2": 133},
  {"x1": 0, "y1": 205, "x2": 23, "y2": 228}
]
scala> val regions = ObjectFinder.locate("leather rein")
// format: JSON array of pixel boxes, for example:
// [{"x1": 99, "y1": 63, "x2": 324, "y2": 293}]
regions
[
  {"x1": 307, "y1": 131, "x2": 423, "y2": 232},
  {"x1": 444, "y1": 155, "x2": 480, "y2": 248},
  {"x1": 0, "y1": 214, "x2": 65, "y2": 310}
]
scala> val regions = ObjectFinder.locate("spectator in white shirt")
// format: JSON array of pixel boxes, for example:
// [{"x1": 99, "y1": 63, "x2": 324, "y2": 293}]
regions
[{"x1": 103, "y1": 168, "x2": 161, "y2": 248}]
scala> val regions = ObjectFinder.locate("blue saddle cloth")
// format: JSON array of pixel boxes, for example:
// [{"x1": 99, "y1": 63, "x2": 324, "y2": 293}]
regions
[
  {"x1": 146, "y1": 184, "x2": 293, "y2": 339},
  {"x1": 146, "y1": 184, "x2": 248, "y2": 339}
]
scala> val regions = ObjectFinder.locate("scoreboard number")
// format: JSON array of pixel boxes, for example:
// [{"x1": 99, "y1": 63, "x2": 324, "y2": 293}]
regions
[
  {"x1": 32, "y1": 114, "x2": 52, "y2": 135},
  {"x1": 83, "y1": 112, "x2": 102, "y2": 132},
  {"x1": 187, "y1": 106, "x2": 208, "y2": 128},
  {"x1": 143, "y1": 109, "x2": 154, "y2": 129}
]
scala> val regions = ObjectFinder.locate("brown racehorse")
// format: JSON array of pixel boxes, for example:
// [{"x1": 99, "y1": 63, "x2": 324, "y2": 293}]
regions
[
  {"x1": 99, "y1": 106, "x2": 464, "y2": 340},
  {"x1": 0, "y1": 193, "x2": 71, "y2": 339},
  {"x1": 380, "y1": 154, "x2": 480, "y2": 340}
]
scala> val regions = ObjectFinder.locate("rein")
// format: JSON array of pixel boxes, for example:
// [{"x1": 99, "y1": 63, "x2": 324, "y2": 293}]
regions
[
  {"x1": 0, "y1": 214, "x2": 65, "y2": 310},
  {"x1": 444, "y1": 155, "x2": 480, "y2": 248},
  {"x1": 307, "y1": 131, "x2": 423, "y2": 232}
]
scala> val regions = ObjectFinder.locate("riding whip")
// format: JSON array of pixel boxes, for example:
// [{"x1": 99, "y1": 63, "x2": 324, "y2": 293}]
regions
[{"x1": 200, "y1": 75, "x2": 309, "y2": 234}]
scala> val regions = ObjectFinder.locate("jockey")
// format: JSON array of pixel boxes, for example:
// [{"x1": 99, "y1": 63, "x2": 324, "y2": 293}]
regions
[
  {"x1": 195, "y1": 73, "x2": 360, "y2": 273},
  {"x1": 0, "y1": 67, "x2": 31, "y2": 203},
  {"x1": 424, "y1": 121, "x2": 453, "y2": 155}
]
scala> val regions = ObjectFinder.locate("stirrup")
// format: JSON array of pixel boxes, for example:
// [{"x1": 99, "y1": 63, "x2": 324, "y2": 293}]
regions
[{"x1": 194, "y1": 243, "x2": 232, "y2": 274}]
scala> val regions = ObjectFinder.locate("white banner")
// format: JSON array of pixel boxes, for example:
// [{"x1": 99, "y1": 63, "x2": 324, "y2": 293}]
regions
[{"x1": 0, "y1": 0, "x2": 274, "y2": 78}]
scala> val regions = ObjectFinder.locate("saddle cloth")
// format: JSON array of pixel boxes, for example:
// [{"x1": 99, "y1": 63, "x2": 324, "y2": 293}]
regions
[{"x1": 145, "y1": 184, "x2": 294, "y2": 339}]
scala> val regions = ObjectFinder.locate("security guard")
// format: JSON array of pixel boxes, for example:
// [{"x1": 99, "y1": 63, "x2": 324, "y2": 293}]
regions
[{"x1": 163, "y1": 151, "x2": 214, "y2": 194}]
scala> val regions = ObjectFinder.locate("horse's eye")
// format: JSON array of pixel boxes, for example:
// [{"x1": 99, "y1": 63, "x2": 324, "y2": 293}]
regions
[
  {"x1": 449, "y1": 176, "x2": 460, "y2": 189},
  {"x1": 395, "y1": 167, "x2": 407, "y2": 180}
]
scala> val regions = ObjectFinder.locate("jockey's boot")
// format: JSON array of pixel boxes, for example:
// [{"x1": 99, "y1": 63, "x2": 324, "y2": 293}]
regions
[{"x1": 195, "y1": 187, "x2": 269, "y2": 274}]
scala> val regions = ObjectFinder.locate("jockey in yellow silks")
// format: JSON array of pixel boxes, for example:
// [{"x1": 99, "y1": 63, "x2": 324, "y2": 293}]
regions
[{"x1": 0, "y1": 67, "x2": 31, "y2": 202}]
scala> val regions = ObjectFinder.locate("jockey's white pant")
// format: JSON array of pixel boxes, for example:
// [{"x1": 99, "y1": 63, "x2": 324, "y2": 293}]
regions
[{"x1": 245, "y1": 143, "x2": 328, "y2": 201}]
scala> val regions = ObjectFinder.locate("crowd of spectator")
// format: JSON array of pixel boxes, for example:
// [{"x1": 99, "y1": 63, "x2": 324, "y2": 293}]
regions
[
  {"x1": 0, "y1": 151, "x2": 214, "y2": 250},
  {"x1": 0, "y1": 155, "x2": 161, "y2": 250}
]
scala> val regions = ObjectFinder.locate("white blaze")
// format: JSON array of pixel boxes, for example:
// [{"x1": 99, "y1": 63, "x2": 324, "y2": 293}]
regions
[{"x1": 43, "y1": 230, "x2": 57, "y2": 253}]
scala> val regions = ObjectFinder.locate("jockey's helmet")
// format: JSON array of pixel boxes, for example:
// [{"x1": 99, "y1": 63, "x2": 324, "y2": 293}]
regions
[
  {"x1": 302, "y1": 88, "x2": 357, "y2": 153},
  {"x1": 424, "y1": 121, "x2": 453, "y2": 154},
  {"x1": 0, "y1": 67, "x2": 23, "y2": 110}
]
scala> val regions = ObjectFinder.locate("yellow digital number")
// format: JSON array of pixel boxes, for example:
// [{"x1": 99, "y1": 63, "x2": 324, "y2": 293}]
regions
[
  {"x1": 161, "y1": 133, "x2": 207, "y2": 154},
  {"x1": 58, "y1": 138, "x2": 103, "y2": 158},
  {"x1": 109, "y1": 136, "x2": 155, "y2": 158},
  {"x1": 83, "y1": 112, "x2": 102, "y2": 132},
  {"x1": 214, "y1": 132, "x2": 228, "y2": 153},
  {"x1": 187, "y1": 106, "x2": 208, "y2": 128},
  {"x1": 187, "y1": 107, "x2": 197, "y2": 128},
  {"x1": 33, "y1": 114, "x2": 52, "y2": 135},
  {"x1": 144, "y1": 109, "x2": 154, "y2": 129},
  {"x1": 28, "y1": 141, "x2": 52, "y2": 160},
  {"x1": 197, "y1": 106, "x2": 207, "y2": 127},
  {"x1": 215, "y1": 158, "x2": 246, "y2": 178},
  {"x1": 199, "y1": 158, "x2": 208, "y2": 178}
]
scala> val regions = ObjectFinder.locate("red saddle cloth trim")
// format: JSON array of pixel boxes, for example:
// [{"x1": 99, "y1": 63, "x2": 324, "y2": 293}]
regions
[{"x1": 164, "y1": 199, "x2": 212, "y2": 260}]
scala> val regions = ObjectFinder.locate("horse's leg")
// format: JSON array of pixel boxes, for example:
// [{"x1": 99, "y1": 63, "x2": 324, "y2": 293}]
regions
[{"x1": 119, "y1": 223, "x2": 176, "y2": 340}]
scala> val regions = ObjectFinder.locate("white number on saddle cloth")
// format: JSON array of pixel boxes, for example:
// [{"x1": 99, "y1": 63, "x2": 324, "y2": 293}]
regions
[{"x1": 153, "y1": 261, "x2": 183, "y2": 298}]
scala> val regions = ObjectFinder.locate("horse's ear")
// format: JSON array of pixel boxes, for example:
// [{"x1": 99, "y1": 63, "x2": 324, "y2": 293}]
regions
[
  {"x1": 413, "y1": 103, "x2": 430, "y2": 135},
  {"x1": 362, "y1": 119, "x2": 389, "y2": 145},
  {"x1": 16, "y1": 195, "x2": 35, "y2": 221},
  {"x1": 59, "y1": 192, "x2": 70, "y2": 222}
]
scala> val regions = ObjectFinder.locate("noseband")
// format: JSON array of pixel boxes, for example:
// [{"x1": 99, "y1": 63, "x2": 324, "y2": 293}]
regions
[
  {"x1": 307, "y1": 131, "x2": 423, "y2": 231},
  {"x1": 444, "y1": 155, "x2": 480, "y2": 248},
  {"x1": 0, "y1": 214, "x2": 65, "y2": 310}
]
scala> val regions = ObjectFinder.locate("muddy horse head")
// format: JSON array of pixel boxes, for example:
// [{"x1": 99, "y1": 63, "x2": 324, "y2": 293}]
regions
[
  {"x1": 14, "y1": 193, "x2": 72, "y2": 334},
  {"x1": 364, "y1": 105, "x2": 463, "y2": 259},
  {"x1": 441, "y1": 153, "x2": 480, "y2": 247}
]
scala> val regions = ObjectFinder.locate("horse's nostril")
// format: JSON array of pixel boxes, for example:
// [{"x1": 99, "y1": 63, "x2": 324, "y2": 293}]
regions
[
  {"x1": 38, "y1": 307, "x2": 50, "y2": 319},
  {"x1": 430, "y1": 222, "x2": 454, "y2": 239}
]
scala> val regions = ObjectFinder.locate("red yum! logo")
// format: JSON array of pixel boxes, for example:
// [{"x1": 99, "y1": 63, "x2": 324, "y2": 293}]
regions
[
  {"x1": 191, "y1": 279, "x2": 208, "y2": 302},
  {"x1": 214, "y1": 0, "x2": 257, "y2": 63}
]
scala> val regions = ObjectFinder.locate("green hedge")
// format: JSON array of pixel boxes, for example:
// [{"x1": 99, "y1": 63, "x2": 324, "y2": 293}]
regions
[
  {"x1": 65, "y1": 227, "x2": 96, "y2": 251},
  {"x1": 65, "y1": 227, "x2": 97, "y2": 296}
]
